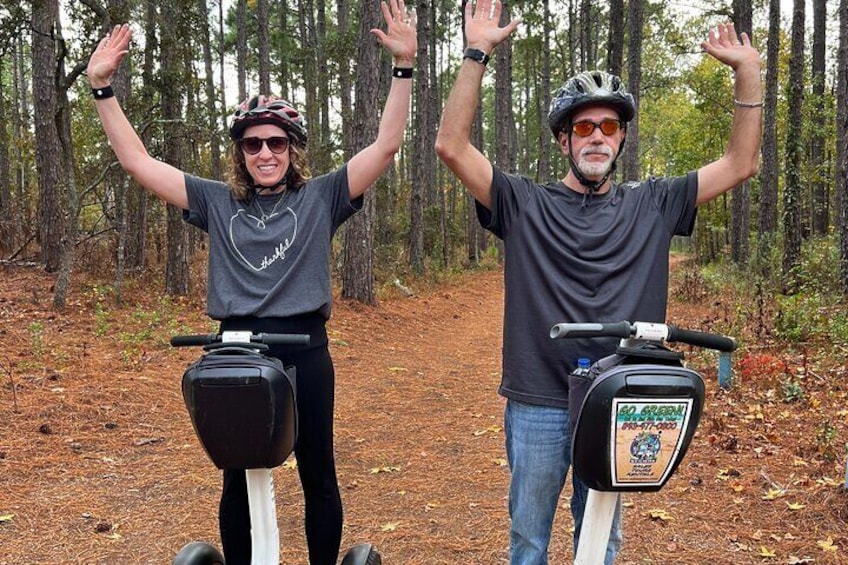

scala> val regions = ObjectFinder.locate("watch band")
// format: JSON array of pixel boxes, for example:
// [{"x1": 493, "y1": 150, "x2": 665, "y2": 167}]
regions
[
  {"x1": 392, "y1": 67, "x2": 414, "y2": 79},
  {"x1": 91, "y1": 85, "x2": 115, "y2": 100},
  {"x1": 463, "y1": 48, "x2": 490, "y2": 66}
]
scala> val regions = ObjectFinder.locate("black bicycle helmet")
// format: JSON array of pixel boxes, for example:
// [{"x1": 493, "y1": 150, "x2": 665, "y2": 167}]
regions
[
  {"x1": 229, "y1": 95, "x2": 308, "y2": 144},
  {"x1": 547, "y1": 71, "x2": 636, "y2": 137}
]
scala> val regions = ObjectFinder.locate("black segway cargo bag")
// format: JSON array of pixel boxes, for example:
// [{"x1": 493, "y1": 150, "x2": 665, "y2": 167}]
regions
[
  {"x1": 572, "y1": 362, "x2": 704, "y2": 493},
  {"x1": 181, "y1": 347, "x2": 297, "y2": 469}
]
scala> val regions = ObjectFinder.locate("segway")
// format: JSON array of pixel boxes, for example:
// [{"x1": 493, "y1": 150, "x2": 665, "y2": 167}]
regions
[
  {"x1": 170, "y1": 331, "x2": 381, "y2": 565},
  {"x1": 549, "y1": 321, "x2": 737, "y2": 565}
]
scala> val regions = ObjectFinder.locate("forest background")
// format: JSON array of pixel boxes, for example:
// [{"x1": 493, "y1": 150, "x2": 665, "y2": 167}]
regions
[{"x1": 0, "y1": 0, "x2": 845, "y2": 313}]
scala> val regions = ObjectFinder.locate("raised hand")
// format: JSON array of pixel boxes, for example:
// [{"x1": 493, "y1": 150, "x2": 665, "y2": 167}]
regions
[
  {"x1": 701, "y1": 22, "x2": 760, "y2": 71},
  {"x1": 87, "y1": 24, "x2": 133, "y2": 87},
  {"x1": 465, "y1": 0, "x2": 521, "y2": 54},
  {"x1": 371, "y1": 0, "x2": 418, "y2": 66}
]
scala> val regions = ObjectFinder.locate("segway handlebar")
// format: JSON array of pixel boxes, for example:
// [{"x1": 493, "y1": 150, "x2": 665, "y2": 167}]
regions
[
  {"x1": 549, "y1": 321, "x2": 736, "y2": 352},
  {"x1": 170, "y1": 332, "x2": 311, "y2": 347}
]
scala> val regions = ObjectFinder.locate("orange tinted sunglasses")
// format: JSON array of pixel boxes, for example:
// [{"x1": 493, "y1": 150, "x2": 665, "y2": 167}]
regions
[{"x1": 571, "y1": 118, "x2": 623, "y2": 137}]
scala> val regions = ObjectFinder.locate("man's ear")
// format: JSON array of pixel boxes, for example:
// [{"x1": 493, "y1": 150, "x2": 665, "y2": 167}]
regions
[{"x1": 556, "y1": 131, "x2": 570, "y2": 154}]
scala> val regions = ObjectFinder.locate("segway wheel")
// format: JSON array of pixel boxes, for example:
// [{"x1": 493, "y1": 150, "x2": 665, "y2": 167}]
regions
[
  {"x1": 172, "y1": 541, "x2": 225, "y2": 565},
  {"x1": 340, "y1": 542, "x2": 381, "y2": 565}
]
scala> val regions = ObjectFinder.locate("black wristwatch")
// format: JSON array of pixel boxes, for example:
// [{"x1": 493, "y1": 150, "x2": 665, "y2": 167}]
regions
[{"x1": 463, "y1": 48, "x2": 490, "y2": 66}]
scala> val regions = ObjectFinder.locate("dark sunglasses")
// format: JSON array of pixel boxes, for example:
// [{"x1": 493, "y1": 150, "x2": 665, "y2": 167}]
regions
[
  {"x1": 239, "y1": 136, "x2": 290, "y2": 155},
  {"x1": 570, "y1": 118, "x2": 623, "y2": 138}
]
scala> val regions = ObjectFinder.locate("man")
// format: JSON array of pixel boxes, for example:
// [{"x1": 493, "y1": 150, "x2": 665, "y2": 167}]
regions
[{"x1": 434, "y1": 1, "x2": 761, "y2": 563}]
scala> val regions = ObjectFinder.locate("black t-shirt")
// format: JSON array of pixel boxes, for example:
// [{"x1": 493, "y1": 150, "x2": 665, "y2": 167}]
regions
[
  {"x1": 477, "y1": 166, "x2": 698, "y2": 408},
  {"x1": 183, "y1": 165, "x2": 362, "y2": 320}
]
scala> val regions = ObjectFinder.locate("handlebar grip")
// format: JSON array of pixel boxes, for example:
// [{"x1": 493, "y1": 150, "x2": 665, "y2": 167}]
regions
[
  {"x1": 666, "y1": 326, "x2": 737, "y2": 352},
  {"x1": 549, "y1": 321, "x2": 633, "y2": 340},
  {"x1": 170, "y1": 334, "x2": 218, "y2": 347},
  {"x1": 256, "y1": 333, "x2": 311, "y2": 346}
]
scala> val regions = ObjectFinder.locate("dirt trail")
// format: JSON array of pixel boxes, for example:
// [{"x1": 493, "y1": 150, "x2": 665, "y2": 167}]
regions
[{"x1": 1, "y1": 262, "x2": 845, "y2": 564}]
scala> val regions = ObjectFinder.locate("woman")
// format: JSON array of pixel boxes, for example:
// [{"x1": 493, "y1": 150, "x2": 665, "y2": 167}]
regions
[{"x1": 86, "y1": 2, "x2": 416, "y2": 563}]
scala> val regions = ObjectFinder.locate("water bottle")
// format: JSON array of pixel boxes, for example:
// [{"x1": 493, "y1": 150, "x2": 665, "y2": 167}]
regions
[{"x1": 572, "y1": 357, "x2": 592, "y2": 380}]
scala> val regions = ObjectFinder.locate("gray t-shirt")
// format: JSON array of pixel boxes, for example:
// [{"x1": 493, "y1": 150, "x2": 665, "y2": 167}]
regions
[
  {"x1": 183, "y1": 165, "x2": 361, "y2": 319},
  {"x1": 478, "y1": 167, "x2": 698, "y2": 408}
]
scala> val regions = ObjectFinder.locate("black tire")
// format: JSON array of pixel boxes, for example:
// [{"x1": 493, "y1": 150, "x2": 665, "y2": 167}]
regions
[
  {"x1": 339, "y1": 543, "x2": 381, "y2": 565},
  {"x1": 172, "y1": 541, "x2": 225, "y2": 565}
]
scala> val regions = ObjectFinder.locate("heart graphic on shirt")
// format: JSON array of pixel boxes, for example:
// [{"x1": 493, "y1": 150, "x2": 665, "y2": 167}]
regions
[{"x1": 228, "y1": 207, "x2": 298, "y2": 272}]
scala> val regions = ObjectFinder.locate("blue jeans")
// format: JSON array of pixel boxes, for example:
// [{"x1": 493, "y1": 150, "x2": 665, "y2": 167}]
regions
[{"x1": 505, "y1": 399, "x2": 622, "y2": 565}]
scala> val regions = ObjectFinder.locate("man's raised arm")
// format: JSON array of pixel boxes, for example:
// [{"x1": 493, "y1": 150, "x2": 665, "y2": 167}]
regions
[{"x1": 434, "y1": 0, "x2": 520, "y2": 211}]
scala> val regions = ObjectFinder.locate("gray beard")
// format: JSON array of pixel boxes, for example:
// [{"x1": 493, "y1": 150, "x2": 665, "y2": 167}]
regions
[{"x1": 577, "y1": 156, "x2": 612, "y2": 178}]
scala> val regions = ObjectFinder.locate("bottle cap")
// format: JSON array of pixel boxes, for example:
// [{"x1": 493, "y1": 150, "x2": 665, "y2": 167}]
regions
[{"x1": 577, "y1": 357, "x2": 591, "y2": 369}]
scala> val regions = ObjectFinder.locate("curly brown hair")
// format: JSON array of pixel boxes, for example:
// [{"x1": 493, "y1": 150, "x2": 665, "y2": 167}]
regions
[{"x1": 224, "y1": 140, "x2": 313, "y2": 201}]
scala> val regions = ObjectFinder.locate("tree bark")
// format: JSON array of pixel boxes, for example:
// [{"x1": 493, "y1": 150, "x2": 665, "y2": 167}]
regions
[
  {"x1": 160, "y1": 1, "x2": 191, "y2": 295},
  {"x1": 730, "y1": 0, "x2": 752, "y2": 266},
  {"x1": 342, "y1": 0, "x2": 382, "y2": 304},
  {"x1": 409, "y1": 0, "x2": 430, "y2": 274},
  {"x1": 837, "y1": 0, "x2": 848, "y2": 294},
  {"x1": 31, "y1": 0, "x2": 65, "y2": 272},
  {"x1": 536, "y1": 0, "x2": 553, "y2": 182},
  {"x1": 758, "y1": 0, "x2": 780, "y2": 254},
  {"x1": 810, "y1": 0, "x2": 828, "y2": 236},
  {"x1": 782, "y1": 0, "x2": 805, "y2": 290},
  {"x1": 621, "y1": 0, "x2": 642, "y2": 182},
  {"x1": 0, "y1": 58, "x2": 12, "y2": 255},
  {"x1": 607, "y1": 0, "x2": 624, "y2": 77},
  {"x1": 258, "y1": 0, "x2": 271, "y2": 95},
  {"x1": 236, "y1": 0, "x2": 248, "y2": 102},
  {"x1": 199, "y1": 0, "x2": 222, "y2": 180}
]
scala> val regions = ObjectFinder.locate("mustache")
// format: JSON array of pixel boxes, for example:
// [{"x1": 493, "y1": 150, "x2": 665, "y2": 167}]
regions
[{"x1": 579, "y1": 146, "x2": 613, "y2": 159}]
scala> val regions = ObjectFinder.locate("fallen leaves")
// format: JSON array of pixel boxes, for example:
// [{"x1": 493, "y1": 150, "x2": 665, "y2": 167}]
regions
[
  {"x1": 645, "y1": 508, "x2": 673, "y2": 521},
  {"x1": 369, "y1": 465, "x2": 401, "y2": 474}
]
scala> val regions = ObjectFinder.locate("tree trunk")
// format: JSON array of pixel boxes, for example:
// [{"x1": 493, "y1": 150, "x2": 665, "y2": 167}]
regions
[
  {"x1": 782, "y1": 0, "x2": 805, "y2": 290},
  {"x1": 0, "y1": 58, "x2": 12, "y2": 255},
  {"x1": 810, "y1": 0, "x2": 828, "y2": 236},
  {"x1": 104, "y1": 0, "x2": 133, "y2": 306},
  {"x1": 336, "y1": 0, "x2": 352, "y2": 160},
  {"x1": 622, "y1": 0, "x2": 642, "y2": 182},
  {"x1": 316, "y1": 0, "x2": 332, "y2": 173},
  {"x1": 607, "y1": 0, "x2": 624, "y2": 76},
  {"x1": 730, "y1": 0, "x2": 752, "y2": 266},
  {"x1": 494, "y1": 1, "x2": 515, "y2": 174},
  {"x1": 342, "y1": 0, "x2": 382, "y2": 304},
  {"x1": 219, "y1": 0, "x2": 229, "y2": 123},
  {"x1": 258, "y1": 0, "x2": 271, "y2": 95},
  {"x1": 536, "y1": 0, "x2": 553, "y2": 182},
  {"x1": 31, "y1": 0, "x2": 65, "y2": 272},
  {"x1": 11, "y1": 35, "x2": 29, "y2": 249},
  {"x1": 837, "y1": 0, "x2": 848, "y2": 294},
  {"x1": 409, "y1": 0, "x2": 429, "y2": 274},
  {"x1": 236, "y1": 0, "x2": 248, "y2": 102},
  {"x1": 160, "y1": 2, "x2": 191, "y2": 295},
  {"x1": 758, "y1": 0, "x2": 780, "y2": 257},
  {"x1": 199, "y1": 0, "x2": 222, "y2": 180}
]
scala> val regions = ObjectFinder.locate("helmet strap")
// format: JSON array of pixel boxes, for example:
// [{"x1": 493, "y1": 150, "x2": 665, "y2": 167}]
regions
[{"x1": 252, "y1": 168, "x2": 290, "y2": 194}]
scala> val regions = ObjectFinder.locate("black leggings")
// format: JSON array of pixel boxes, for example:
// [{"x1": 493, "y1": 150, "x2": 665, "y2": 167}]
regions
[{"x1": 218, "y1": 315, "x2": 342, "y2": 565}]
